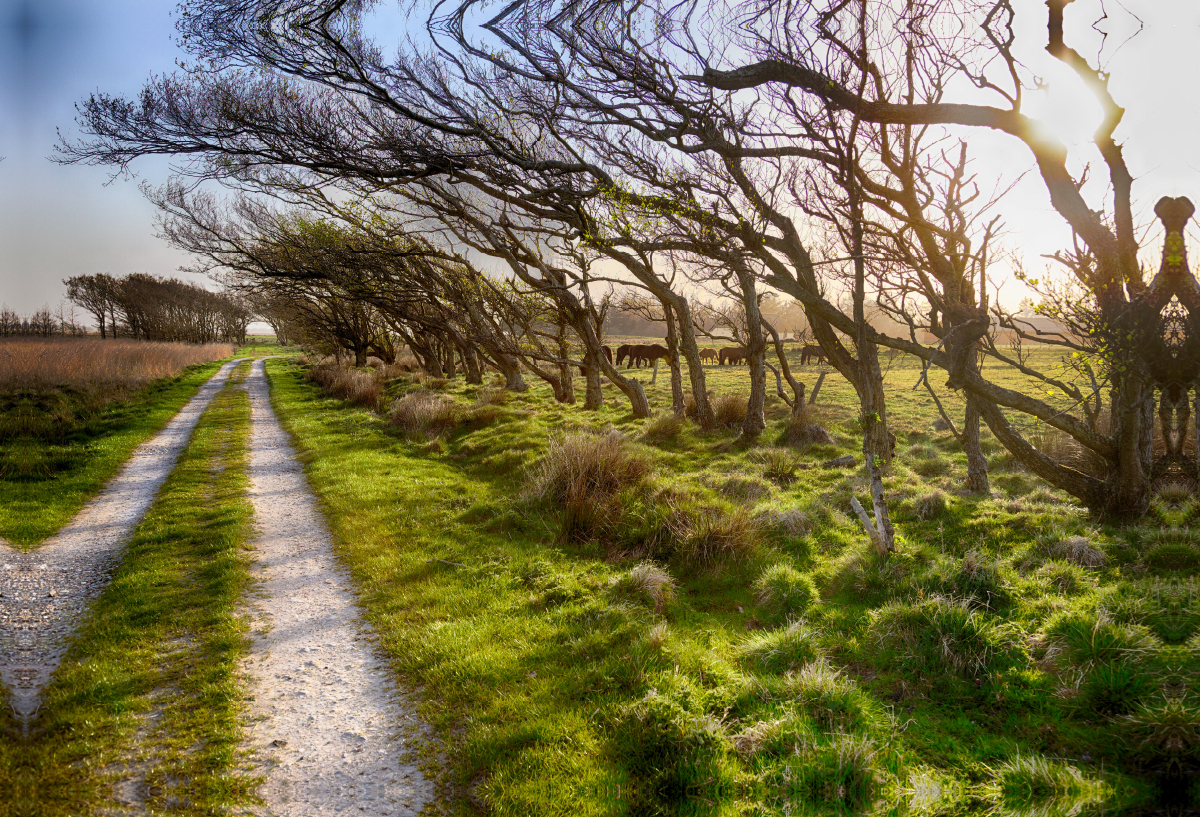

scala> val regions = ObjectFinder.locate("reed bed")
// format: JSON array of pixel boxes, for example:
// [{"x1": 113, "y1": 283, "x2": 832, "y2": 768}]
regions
[{"x1": 0, "y1": 338, "x2": 234, "y2": 390}]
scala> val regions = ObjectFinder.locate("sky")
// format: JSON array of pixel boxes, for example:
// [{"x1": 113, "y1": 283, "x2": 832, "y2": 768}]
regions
[{"x1": 2, "y1": 0, "x2": 1200, "y2": 324}]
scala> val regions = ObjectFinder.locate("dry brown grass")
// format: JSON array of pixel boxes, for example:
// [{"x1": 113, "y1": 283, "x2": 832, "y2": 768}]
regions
[
  {"x1": 0, "y1": 338, "x2": 233, "y2": 390},
  {"x1": 390, "y1": 389, "x2": 466, "y2": 438},
  {"x1": 307, "y1": 364, "x2": 387, "y2": 411}
]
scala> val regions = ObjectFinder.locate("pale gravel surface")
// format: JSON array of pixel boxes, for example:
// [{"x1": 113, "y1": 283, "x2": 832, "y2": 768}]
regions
[
  {"x1": 240, "y1": 359, "x2": 433, "y2": 816},
  {"x1": 0, "y1": 359, "x2": 245, "y2": 726}
]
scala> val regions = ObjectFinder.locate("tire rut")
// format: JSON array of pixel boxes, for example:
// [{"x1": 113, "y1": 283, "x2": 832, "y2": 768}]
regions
[
  {"x1": 239, "y1": 358, "x2": 433, "y2": 816},
  {"x1": 0, "y1": 359, "x2": 247, "y2": 727}
]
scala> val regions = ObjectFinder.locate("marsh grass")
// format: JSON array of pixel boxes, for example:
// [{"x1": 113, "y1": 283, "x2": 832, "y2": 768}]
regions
[{"x1": 0, "y1": 338, "x2": 233, "y2": 390}]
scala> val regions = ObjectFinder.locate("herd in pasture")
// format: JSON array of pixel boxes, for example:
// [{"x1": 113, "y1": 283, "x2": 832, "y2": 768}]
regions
[{"x1": 606, "y1": 342, "x2": 828, "y2": 369}]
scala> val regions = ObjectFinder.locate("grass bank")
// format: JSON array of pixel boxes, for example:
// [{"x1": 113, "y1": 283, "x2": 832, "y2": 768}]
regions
[
  {"x1": 3, "y1": 365, "x2": 257, "y2": 816},
  {"x1": 265, "y1": 356, "x2": 1180, "y2": 816},
  {"x1": 0, "y1": 360, "x2": 227, "y2": 545}
]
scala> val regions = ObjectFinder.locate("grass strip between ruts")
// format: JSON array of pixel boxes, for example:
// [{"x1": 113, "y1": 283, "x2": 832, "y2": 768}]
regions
[
  {"x1": 1, "y1": 363, "x2": 258, "y2": 816},
  {"x1": 0, "y1": 360, "x2": 229, "y2": 546}
]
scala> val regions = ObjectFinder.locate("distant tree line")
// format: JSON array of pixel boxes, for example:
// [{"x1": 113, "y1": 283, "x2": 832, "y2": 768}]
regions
[
  {"x1": 0, "y1": 303, "x2": 88, "y2": 337},
  {"x1": 64, "y1": 273, "x2": 252, "y2": 344}
]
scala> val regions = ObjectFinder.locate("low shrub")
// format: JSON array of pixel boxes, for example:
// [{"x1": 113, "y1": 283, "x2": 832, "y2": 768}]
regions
[
  {"x1": 612, "y1": 562, "x2": 677, "y2": 613},
  {"x1": 739, "y1": 622, "x2": 821, "y2": 674},
  {"x1": 754, "y1": 563, "x2": 819, "y2": 623},
  {"x1": 867, "y1": 596, "x2": 1024, "y2": 677},
  {"x1": 389, "y1": 389, "x2": 465, "y2": 438}
]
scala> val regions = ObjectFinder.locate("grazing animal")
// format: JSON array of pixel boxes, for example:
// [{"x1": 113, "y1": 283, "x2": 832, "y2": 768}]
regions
[
  {"x1": 699, "y1": 348, "x2": 718, "y2": 363},
  {"x1": 719, "y1": 346, "x2": 747, "y2": 365},
  {"x1": 800, "y1": 344, "x2": 826, "y2": 365},
  {"x1": 615, "y1": 344, "x2": 633, "y2": 367},
  {"x1": 640, "y1": 344, "x2": 672, "y2": 366},
  {"x1": 623, "y1": 343, "x2": 671, "y2": 368}
]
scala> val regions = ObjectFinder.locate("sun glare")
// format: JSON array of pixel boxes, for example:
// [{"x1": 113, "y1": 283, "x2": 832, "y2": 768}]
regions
[{"x1": 1023, "y1": 70, "x2": 1106, "y2": 148}]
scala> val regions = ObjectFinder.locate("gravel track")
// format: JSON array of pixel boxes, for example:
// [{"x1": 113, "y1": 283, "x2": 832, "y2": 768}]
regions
[
  {"x1": 0, "y1": 359, "x2": 246, "y2": 726},
  {"x1": 240, "y1": 359, "x2": 432, "y2": 816}
]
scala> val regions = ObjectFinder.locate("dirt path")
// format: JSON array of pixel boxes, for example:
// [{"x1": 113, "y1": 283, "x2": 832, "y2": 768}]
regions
[
  {"x1": 0, "y1": 359, "x2": 246, "y2": 726},
  {"x1": 240, "y1": 359, "x2": 433, "y2": 816}
]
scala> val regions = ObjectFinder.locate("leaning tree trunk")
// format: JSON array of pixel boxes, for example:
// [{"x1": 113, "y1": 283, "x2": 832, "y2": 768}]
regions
[
  {"x1": 736, "y1": 271, "x2": 768, "y2": 437},
  {"x1": 663, "y1": 294, "x2": 715, "y2": 428},
  {"x1": 963, "y1": 396, "x2": 989, "y2": 494},
  {"x1": 662, "y1": 301, "x2": 686, "y2": 417}
]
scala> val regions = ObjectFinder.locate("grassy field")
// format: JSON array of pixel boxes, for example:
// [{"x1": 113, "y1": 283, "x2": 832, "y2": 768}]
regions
[
  {"x1": 0, "y1": 359, "x2": 230, "y2": 545},
  {"x1": 264, "y1": 346, "x2": 1197, "y2": 816},
  {"x1": 2, "y1": 363, "x2": 258, "y2": 817}
]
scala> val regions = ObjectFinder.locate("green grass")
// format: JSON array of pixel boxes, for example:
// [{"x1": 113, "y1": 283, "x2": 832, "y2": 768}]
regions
[
  {"x1": 2, "y1": 367, "x2": 258, "y2": 816},
  {"x1": 0, "y1": 361, "x2": 228, "y2": 545},
  {"x1": 264, "y1": 353, "x2": 1182, "y2": 816},
  {"x1": 233, "y1": 336, "x2": 303, "y2": 358}
]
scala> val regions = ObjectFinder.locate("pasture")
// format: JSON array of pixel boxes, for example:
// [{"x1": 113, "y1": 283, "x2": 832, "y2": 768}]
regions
[{"x1": 263, "y1": 343, "x2": 1195, "y2": 816}]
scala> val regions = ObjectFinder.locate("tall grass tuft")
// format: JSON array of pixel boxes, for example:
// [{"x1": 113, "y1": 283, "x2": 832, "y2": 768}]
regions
[
  {"x1": 754, "y1": 563, "x2": 819, "y2": 622},
  {"x1": 525, "y1": 431, "x2": 651, "y2": 540},
  {"x1": 0, "y1": 338, "x2": 233, "y2": 390},
  {"x1": 389, "y1": 389, "x2": 466, "y2": 438},
  {"x1": 306, "y1": 363, "x2": 386, "y2": 411}
]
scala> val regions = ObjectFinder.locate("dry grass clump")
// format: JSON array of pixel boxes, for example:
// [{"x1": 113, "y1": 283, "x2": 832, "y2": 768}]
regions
[
  {"x1": 711, "y1": 392, "x2": 748, "y2": 428},
  {"x1": 526, "y1": 431, "x2": 652, "y2": 505},
  {"x1": 715, "y1": 475, "x2": 773, "y2": 502},
  {"x1": 779, "y1": 412, "x2": 835, "y2": 448},
  {"x1": 0, "y1": 338, "x2": 233, "y2": 390},
  {"x1": 389, "y1": 389, "x2": 466, "y2": 438},
  {"x1": 474, "y1": 385, "x2": 511, "y2": 406},
  {"x1": 661, "y1": 503, "x2": 762, "y2": 566},
  {"x1": 307, "y1": 364, "x2": 385, "y2": 411},
  {"x1": 754, "y1": 509, "x2": 813, "y2": 537},
  {"x1": 1049, "y1": 536, "x2": 1107, "y2": 569},
  {"x1": 642, "y1": 413, "x2": 684, "y2": 443},
  {"x1": 612, "y1": 562, "x2": 677, "y2": 612},
  {"x1": 914, "y1": 489, "x2": 949, "y2": 521}
]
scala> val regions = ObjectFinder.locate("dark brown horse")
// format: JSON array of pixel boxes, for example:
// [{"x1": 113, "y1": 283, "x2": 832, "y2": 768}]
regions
[
  {"x1": 800, "y1": 344, "x2": 826, "y2": 365},
  {"x1": 719, "y1": 346, "x2": 747, "y2": 365},
  {"x1": 578, "y1": 345, "x2": 614, "y2": 376}
]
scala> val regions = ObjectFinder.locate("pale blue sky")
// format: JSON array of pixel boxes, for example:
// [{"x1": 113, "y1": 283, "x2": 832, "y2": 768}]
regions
[
  {"x1": 2, "y1": 0, "x2": 1200, "y2": 321},
  {"x1": 0, "y1": 0, "x2": 194, "y2": 315}
]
